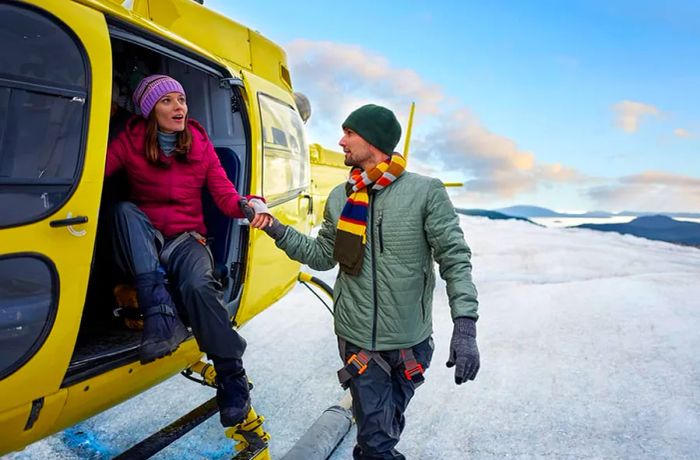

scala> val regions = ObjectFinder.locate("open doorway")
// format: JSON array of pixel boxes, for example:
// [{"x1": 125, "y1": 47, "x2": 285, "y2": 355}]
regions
[{"x1": 64, "y1": 30, "x2": 250, "y2": 386}]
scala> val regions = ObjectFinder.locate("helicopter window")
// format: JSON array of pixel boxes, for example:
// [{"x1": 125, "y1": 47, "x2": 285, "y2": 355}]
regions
[
  {"x1": 0, "y1": 4, "x2": 86, "y2": 88},
  {"x1": 258, "y1": 94, "x2": 310, "y2": 201},
  {"x1": 0, "y1": 254, "x2": 57, "y2": 380},
  {"x1": 271, "y1": 127, "x2": 288, "y2": 147},
  {"x1": 0, "y1": 4, "x2": 88, "y2": 228}
]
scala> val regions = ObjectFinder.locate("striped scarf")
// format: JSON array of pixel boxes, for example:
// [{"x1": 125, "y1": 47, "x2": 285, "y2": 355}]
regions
[{"x1": 334, "y1": 153, "x2": 406, "y2": 275}]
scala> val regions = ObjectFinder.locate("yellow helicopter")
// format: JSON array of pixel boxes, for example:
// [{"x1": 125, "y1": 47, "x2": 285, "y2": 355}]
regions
[{"x1": 0, "y1": 0, "x2": 361, "y2": 457}]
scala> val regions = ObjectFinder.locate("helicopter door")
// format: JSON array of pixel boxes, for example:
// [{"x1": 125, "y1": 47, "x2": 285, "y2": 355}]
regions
[
  {"x1": 234, "y1": 70, "x2": 312, "y2": 325},
  {"x1": 0, "y1": 0, "x2": 111, "y2": 434}
]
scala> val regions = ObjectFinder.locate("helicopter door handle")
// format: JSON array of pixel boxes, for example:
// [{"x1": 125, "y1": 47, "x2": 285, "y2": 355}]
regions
[
  {"x1": 50, "y1": 212, "x2": 88, "y2": 237},
  {"x1": 301, "y1": 194, "x2": 313, "y2": 215},
  {"x1": 50, "y1": 215, "x2": 88, "y2": 227}
]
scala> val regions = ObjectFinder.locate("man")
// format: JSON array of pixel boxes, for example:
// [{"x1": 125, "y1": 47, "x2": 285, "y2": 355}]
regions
[{"x1": 259, "y1": 104, "x2": 480, "y2": 459}]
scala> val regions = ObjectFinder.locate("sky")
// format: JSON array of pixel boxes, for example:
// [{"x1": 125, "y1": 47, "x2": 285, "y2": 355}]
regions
[{"x1": 206, "y1": 0, "x2": 700, "y2": 213}]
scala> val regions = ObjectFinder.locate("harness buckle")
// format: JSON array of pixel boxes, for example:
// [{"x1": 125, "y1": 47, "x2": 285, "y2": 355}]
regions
[
  {"x1": 192, "y1": 231, "x2": 207, "y2": 246},
  {"x1": 404, "y1": 363, "x2": 424, "y2": 381},
  {"x1": 347, "y1": 352, "x2": 369, "y2": 375}
]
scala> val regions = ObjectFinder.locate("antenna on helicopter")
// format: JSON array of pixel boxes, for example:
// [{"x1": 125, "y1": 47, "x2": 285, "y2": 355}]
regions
[{"x1": 403, "y1": 102, "x2": 415, "y2": 161}]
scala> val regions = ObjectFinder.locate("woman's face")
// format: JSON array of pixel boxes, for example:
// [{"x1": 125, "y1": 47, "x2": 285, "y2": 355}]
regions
[{"x1": 154, "y1": 91, "x2": 187, "y2": 133}]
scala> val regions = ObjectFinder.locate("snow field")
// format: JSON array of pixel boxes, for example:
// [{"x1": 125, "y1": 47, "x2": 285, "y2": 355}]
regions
[{"x1": 5, "y1": 217, "x2": 700, "y2": 459}]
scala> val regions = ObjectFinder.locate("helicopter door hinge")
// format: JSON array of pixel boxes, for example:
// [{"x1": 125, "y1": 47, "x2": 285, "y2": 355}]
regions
[
  {"x1": 221, "y1": 78, "x2": 244, "y2": 113},
  {"x1": 220, "y1": 77, "x2": 244, "y2": 89},
  {"x1": 24, "y1": 397, "x2": 44, "y2": 431}
]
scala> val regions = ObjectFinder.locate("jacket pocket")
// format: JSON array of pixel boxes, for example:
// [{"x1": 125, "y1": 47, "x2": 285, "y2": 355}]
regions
[
  {"x1": 333, "y1": 284, "x2": 343, "y2": 314},
  {"x1": 377, "y1": 211, "x2": 384, "y2": 253},
  {"x1": 420, "y1": 270, "x2": 427, "y2": 321}
]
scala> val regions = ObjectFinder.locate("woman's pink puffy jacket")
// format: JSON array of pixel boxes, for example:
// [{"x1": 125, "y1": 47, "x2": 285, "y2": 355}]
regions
[{"x1": 106, "y1": 117, "x2": 251, "y2": 237}]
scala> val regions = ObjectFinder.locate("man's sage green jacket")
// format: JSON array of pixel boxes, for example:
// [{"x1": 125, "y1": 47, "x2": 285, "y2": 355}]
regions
[{"x1": 275, "y1": 172, "x2": 478, "y2": 351}]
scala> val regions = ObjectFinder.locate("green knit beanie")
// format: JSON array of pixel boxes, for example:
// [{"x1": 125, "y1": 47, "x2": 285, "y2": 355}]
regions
[{"x1": 342, "y1": 104, "x2": 402, "y2": 154}]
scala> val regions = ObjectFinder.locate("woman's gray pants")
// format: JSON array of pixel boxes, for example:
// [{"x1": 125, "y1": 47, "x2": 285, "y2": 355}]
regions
[{"x1": 112, "y1": 201, "x2": 246, "y2": 359}]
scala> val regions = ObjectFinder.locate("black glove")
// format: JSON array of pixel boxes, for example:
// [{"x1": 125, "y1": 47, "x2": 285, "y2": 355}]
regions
[
  {"x1": 263, "y1": 217, "x2": 286, "y2": 240},
  {"x1": 239, "y1": 199, "x2": 286, "y2": 240},
  {"x1": 446, "y1": 317, "x2": 480, "y2": 384}
]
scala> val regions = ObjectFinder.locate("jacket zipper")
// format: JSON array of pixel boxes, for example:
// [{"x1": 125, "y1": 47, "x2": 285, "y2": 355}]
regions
[
  {"x1": 377, "y1": 211, "x2": 384, "y2": 253},
  {"x1": 370, "y1": 195, "x2": 379, "y2": 350}
]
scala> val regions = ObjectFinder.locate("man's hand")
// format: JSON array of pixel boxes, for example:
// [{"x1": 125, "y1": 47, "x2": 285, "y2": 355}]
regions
[
  {"x1": 446, "y1": 317, "x2": 480, "y2": 384},
  {"x1": 250, "y1": 212, "x2": 273, "y2": 229}
]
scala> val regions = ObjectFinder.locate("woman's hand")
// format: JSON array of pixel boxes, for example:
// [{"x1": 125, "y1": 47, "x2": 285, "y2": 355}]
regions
[
  {"x1": 243, "y1": 198, "x2": 274, "y2": 229},
  {"x1": 249, "y1": 212, "x2": 273, "y2": 229}
]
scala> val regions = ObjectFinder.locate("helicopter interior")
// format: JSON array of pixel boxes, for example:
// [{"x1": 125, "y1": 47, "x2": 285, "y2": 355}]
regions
[{"x1": 65, "y1": 32, "x2": 251, "y2": 387}]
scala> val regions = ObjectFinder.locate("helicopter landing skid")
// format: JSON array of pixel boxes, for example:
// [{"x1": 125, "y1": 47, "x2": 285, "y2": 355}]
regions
[{"x1": 112, "y1": 396, "x2": 270, "y2": 460}]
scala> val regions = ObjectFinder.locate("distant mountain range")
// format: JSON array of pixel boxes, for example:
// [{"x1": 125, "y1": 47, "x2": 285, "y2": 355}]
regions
[
  {"x1": 496, "y1": 205, "x2": 700, "y2": 219},
  {"x1": 455, "y1": 208, "x2": 535, "y2": 224},
  {"x1": 457, "y1": 206, "x2": 700, "y2": 247},
  {"x1": 575, "y1": 215, "x2": 700, "y2": 246}
]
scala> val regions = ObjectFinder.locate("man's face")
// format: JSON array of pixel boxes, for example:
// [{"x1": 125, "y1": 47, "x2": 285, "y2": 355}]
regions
[{"x1": 339, "y1": 128, "x2": 373, "y2": 167}]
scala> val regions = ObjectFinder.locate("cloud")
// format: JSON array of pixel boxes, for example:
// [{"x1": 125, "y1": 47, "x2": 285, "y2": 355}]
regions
[
  {"x1": 287, "y1": 40, "x2": 443, "y2": 123},
  {"x1": 587, "y1": 171, "x2": 700, "y2": 212},
  {"x1": 674, "y1": 128, "x2": 692, "y2": 138},
  {"x1": 420, "y1": 108, "x2": 586, "y2": 197},
  {"x1": 612, "y1": 100, "x2": 660, "y2": 133},
  {"x1": 286, "y1": 39, "x2": 586, "y2": 199},
  {"x1": 619, "y1": 171, "x2": 700, "y2": 187}
]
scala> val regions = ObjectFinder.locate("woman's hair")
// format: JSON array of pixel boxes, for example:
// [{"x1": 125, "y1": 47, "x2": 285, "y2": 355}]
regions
[{"x1": 144, "y1": 111, "x2": 192, "y2": 165}]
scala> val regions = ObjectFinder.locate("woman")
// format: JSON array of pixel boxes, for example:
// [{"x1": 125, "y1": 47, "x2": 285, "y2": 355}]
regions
[{"x1": 106, "y1": 74, "x2": 270, "y2": 427}]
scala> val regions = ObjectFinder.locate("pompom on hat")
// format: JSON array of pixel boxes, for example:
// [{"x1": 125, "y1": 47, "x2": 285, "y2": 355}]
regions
[
  {"x1": 342, "y1": 104, "x2": 402, "y2": 154},
  {"x1": 132, "y1": 74, "x2": 186, "y2": 118}
]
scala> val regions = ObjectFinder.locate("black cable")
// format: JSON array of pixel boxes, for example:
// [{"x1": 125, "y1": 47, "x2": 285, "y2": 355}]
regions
[
  {"x1": 308, "y1": 275, "x2": 333, "y2": 296},
  {"x1": 300, "y1": 281, "x2": 334, "y2": 316}
]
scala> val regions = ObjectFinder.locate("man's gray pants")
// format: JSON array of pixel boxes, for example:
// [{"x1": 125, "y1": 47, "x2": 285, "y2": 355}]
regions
[
  {"x1": 112, "y1": 201, "x2": 246, "y2": 359},
  {"x1": 339, "y1": 337, "x2": 434, "y2": 460}
]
